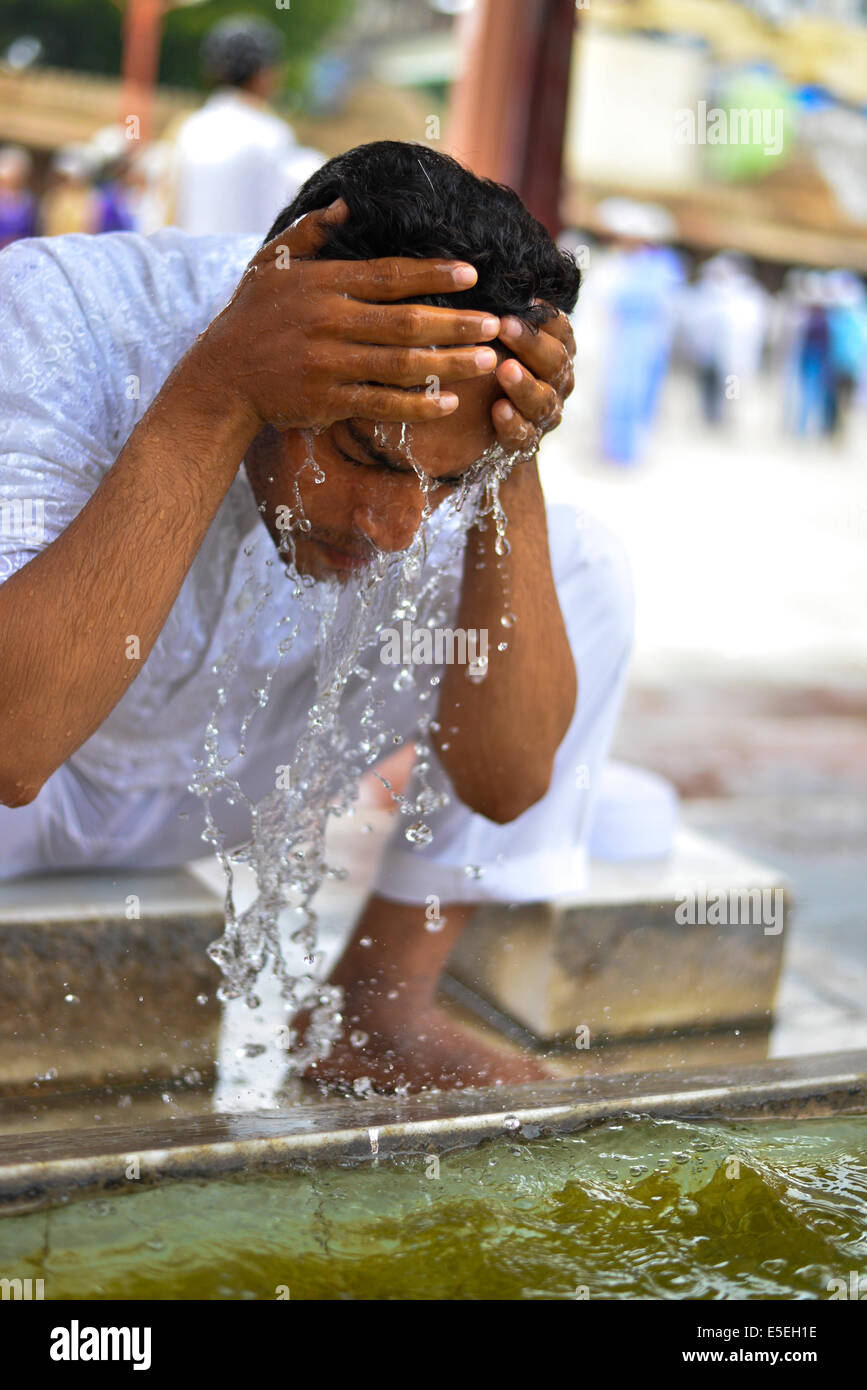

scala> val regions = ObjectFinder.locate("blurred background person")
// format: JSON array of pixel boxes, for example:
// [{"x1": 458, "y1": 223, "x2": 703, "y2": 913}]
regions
[
  {"x1": 39, "y1": 144, "x2": 101, "y2": 236},
  {"x1": 121, "y1": 142, "x2": 175, "y2": 237},
  {"x1": 593, "y1": 198, "x2": 684, "y2": 466},
  {"x1": 170, "y1": 14, "x2": 324, "y2": 237},
  {"x1": 89, "y1": 125, "x2": 137, "y2": 233},
  {"x1": 826, "y1": 269, "x2": 867, "y2": 439},
  {"x1": 791, "y1": 269, "x2": 836, "y2": 438},
  {"x1": 0, "y1": 145, "x2": 37, "y2": 248},
  {"x1": 679, "y1": 253, "x2": 769, "y2": 428}
]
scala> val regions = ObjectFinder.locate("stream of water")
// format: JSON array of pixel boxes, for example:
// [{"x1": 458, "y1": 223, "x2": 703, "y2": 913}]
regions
[{"x1": 189, "y1": 429, "x2": 534, "y2": 1076}]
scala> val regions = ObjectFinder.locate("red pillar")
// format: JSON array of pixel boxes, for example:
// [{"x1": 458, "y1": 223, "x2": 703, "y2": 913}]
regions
[
  {"x1": 447, "y1": 0, "x2": 576, "y2": 236},
  {"x1": 119, "y1": 0, "x2": 165, "y2": 143}
]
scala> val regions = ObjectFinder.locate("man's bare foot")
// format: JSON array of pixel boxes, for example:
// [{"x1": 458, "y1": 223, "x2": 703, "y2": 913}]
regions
[{"x1": 293, "y1": 999, "x2": 552, "y2": 1095}]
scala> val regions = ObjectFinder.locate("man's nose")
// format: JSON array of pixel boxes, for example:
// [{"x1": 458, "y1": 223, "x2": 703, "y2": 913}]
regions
[{"x1": 352, "y1": 495, "x2": 426, "y2": 553}]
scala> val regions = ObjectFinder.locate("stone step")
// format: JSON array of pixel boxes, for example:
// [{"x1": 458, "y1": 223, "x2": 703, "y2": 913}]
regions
[
  {"x1": 447, "y1": 828, "x2": 789, "y2": 1043},
  {"x1": 0, "y1": 868, "x2": 224, "y2": 1098}
]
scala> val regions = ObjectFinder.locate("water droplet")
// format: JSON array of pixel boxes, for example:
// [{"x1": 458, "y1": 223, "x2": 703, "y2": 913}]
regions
[
  {"x1": 359, "y1": 936, "x2": 373, "y2": 948},
  {"x1": 196, "y1": 993, "x2": 208, "y2": 1006},
  {"x1": 502, "y1": 1114, "x2": 521, "y2": 1132},
  {"x1": 466, "y1": 657, "x2": 488, "y2": 683},
  {"x1": 64, "y1": 993, "x2": 80, "y2": 1005},
  {"x1": 405, "y1": 821, "x2": 433, "y2": 846},
  {"x1": 464, "y1": 865, "x2": 484, "y2": 881},
  {"x1": 349, "y1": 1030, "x2": 369, "y2": 1048},
  {"x1": 500, "y1": 611, "x2": 517, "y2": 628}
]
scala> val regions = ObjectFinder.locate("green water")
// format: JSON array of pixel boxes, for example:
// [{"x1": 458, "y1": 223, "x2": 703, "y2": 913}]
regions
[{"x1": 2, "y1": 1115, "x2": 867, "y2": 1300}]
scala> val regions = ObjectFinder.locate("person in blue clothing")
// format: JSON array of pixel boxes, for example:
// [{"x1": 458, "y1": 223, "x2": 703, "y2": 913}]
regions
[
  {"x1": 595, "y1": 199, "x2": 684, "y2": 465},
  {"x1": 826, "y1": 270, "x2": 867, "y2": 438}
]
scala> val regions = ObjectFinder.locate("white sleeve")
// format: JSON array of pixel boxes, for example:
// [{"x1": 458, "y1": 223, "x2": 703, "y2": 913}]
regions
[{"x1": 0, "y1": 239, "x2": 120, "y2": 582}]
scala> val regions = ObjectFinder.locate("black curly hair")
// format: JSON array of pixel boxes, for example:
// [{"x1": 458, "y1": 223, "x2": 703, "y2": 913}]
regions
[
  {"x1": 201, "y1": 16, "x2": 284, "y2": 89},
  {"x1": 263, "y1": 141, "x2": 580, "y2": 329}
]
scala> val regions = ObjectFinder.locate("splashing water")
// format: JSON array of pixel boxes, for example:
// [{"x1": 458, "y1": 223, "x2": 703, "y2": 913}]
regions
[{"x1": 190, "y1": 424, "x2": 532, "y2": 1075}]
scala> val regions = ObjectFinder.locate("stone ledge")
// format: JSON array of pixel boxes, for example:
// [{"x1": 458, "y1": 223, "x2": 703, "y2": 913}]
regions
[
  {"x1": 447, "y1": 829, "x2": 789, "y2": 1042},
  {"x1": 0, "y1": 1049, "x2": 864, "y2": 1214},
  {"x1": 0, "y1": 868, "x2": 224, "y2": 1096}
]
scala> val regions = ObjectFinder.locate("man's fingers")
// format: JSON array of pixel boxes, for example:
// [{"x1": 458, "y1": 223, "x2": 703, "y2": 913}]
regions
[
  {"x1": 338, "y1": 343, "x2": 498, "y2": 388},
  {"x1": 329, "y1": 256, "x2": 482, "y2": 304},
  {"x1": 339, "y1": 299, "x2": 500, "y2": 347},
  {"x1": 492, "y1": 399, "x2": 542, "y2": 453},
  {"x1": 344, "y1": 384, "x2": 460, "y2": 422},
  {"x1": 263, "y1": 197, "x2": 349, "y2": 260},
  {"x1": 496, "y1": 358, "x2": 561, "y2": 430},
  {"x1": 498, "y1": 314, "x2": 572, "y2": 385},
  {"x1": 533, "y1": 303, "x2": 577, "y2": 359}
]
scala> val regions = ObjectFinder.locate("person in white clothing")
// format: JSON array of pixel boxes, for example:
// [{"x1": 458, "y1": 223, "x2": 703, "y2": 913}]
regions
[
  {"x1": 0, "y1": 141, "x2": 648, "y2": 1093},
  {"x1": 172, "y1": 15, "x2": 323, "y2": 237}
]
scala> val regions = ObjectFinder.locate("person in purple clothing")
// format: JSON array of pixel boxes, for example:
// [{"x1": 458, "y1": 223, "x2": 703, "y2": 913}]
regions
[
  {"x1": 90, "y1": 128, "x2": 138, "y2": 234},
  {"x1": 0, "y1": 146, "x2": 37, "y2": 249},
  {"x1": 96, "y1": 178, "x2": 136, "y2": 234}
]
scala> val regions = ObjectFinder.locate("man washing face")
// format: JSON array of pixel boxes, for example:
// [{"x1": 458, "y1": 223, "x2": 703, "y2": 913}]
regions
[{"x1": 0, "y1": 142, "x2": 634, "y2": 1092}]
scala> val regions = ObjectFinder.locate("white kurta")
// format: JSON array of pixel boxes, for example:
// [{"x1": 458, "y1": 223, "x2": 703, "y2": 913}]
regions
[{"x1": 0, "y1": 230, "x2": 641, "y2": 903}]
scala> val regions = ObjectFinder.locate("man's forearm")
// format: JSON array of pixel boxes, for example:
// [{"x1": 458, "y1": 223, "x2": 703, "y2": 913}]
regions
[
  {"x1": 0, "y1": 348, "x2": 259, "y2": 805},
  {"x1": 433, "y1": 459, "x2": 577, "y2": 823}
]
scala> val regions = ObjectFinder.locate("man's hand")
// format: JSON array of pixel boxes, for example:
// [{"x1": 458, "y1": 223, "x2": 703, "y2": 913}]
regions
[
  {"x1": 490, "y1": 306, "x2": 576, "y2": 453},
  {"x1": 192, "y1": 198, "x2": 502, "y2": 434}
]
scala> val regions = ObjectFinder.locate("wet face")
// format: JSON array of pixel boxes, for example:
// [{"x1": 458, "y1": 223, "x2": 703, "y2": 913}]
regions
[{"x1": 245, "y1": 370, "x2": 503, "y2": 580}]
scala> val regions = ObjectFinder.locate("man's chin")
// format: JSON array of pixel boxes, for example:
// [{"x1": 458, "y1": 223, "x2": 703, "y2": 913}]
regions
[{"x1": 290, "y1": 534, "x2": 373, "y2": 580}]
